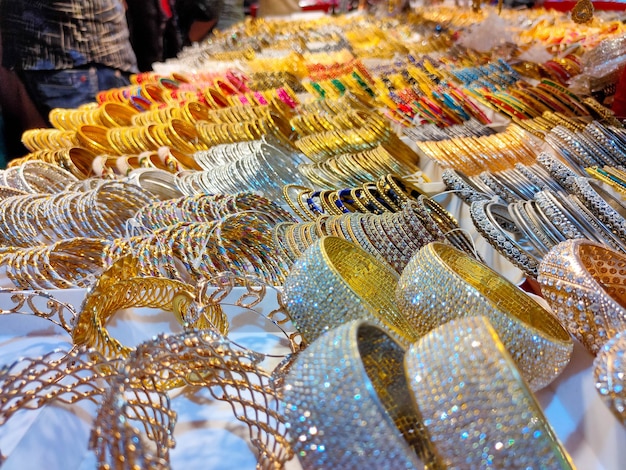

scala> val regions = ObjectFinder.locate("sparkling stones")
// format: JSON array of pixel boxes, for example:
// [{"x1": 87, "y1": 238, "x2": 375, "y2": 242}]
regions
[
  {"x1": 282, "y1": 320, "x2": 426, "y2": 470},
  {"x1": 594, "y1": 331, "x2": 626, "y2": 424},
  {"x1": 538, "y1": 239, "x2": 626, "y2": 355},
  {"x1": 397, "y1": 242, "x2": 572, "y2": 391},
  {"x1": 282, "y1": 236, "x2": 416, "y2": 346},
  {"x1": 406, "y1": 316, "x2": 573, "y2": 470}
]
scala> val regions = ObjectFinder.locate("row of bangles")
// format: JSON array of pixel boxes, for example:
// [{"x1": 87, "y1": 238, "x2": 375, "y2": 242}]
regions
[
  {"x1": 2, "y1": 232, "x2": 626, "y2": 468},
  {"x1": 2, "y1": 6, "x2": 626, "y2": 469}
]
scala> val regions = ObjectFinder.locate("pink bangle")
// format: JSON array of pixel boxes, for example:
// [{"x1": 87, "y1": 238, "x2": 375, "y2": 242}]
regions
[
  {"x1": 276, "y1": 88, "x2": 297, "y2": 109},
  {"x1": 253, "y1": 91, "x2": 268, "y2": 105}
]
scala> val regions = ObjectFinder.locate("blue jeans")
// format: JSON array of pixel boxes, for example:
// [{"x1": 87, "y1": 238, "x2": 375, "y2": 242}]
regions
[{"x1": 20, "y1": 66, "x2": 131, "y2": 118}]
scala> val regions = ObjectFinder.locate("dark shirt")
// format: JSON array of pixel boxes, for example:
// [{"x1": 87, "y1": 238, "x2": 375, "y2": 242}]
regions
[
  {"x1": 0, "y1": 0, "x2": 137, "y2": 73},
  {"x1": 176, "y1": 0, "x2": 244, "y2": 44}
]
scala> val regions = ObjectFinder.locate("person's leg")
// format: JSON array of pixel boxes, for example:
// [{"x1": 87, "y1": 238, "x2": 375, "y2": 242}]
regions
[
  {"x1": 0, "y1": 110, "x2": 7, "y2": 168},
  {"x1": 0, "y1": 66, "x2": 47, "y2": 161}
]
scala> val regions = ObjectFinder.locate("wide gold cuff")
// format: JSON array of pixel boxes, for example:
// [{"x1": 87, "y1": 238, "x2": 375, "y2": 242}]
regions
[{"x1": 397, "y1": 242, "x2": 572, "y2": 390}]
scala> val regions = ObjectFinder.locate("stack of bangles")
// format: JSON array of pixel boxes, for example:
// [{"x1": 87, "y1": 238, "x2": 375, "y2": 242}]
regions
[
  {"x1": 0, "y1": 160, "x2": 79, "y2": 194},
  {"x1": 0, "y1": 181, "x2": 155, "y2": 246},
  {"x1": 417, "y1": 124, "x2": 537, "y2": 176},
  {"x1": 282, "y1": 174, "x2": 425, "y2": 220},
  {"x1": 282, "y1": 317, "x2": 574, "y2": 469},
  {"x1": 294, "y1": 123, "x2": 398, "y2": 162},
  {"x1": 126, "y1": 213, "x2": 291, "y2": 285},
  {"x1": 193, "y1": 135, "x2": 307, "y2": 172},
  {"x1": 273, "y1": 196, "x2": 476, "y2": 272},
  {"x1": 196, "y1": 111, "x2": 295, "y2": 148},
  {"x1": 175, "y1": 139, "x2": 308, "y2": 201},
  {"x1": 134, "y1": 192, "x2": 295, "y2": 231},
  {"x1": 0, "y1": 237, "x2": 125, "y2": 290},
  {"x1": 467, "y1": 170, "x2": 626, "y2": 277},
  {"x1": 403, "y1": 118, "x2": 495, "y2": 142},
  {"x1": 297, "y1": 142, "x2": 425, "y2": 189}
]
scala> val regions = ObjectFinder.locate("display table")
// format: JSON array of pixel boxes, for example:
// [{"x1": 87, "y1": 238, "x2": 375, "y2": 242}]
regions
[{"x1": 0, "y1": 281, "x2": 624, "y2": 469}]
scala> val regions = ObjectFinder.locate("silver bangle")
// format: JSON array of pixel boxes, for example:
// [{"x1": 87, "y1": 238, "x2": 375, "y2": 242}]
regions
[
  {"x1": 406, "y1": 316, "x2": 574, "y2": 469},
  {"x1": 570, "y1": 177, "x2": 626, "y2": 242},
  {"x1": 594, "y1": 331, "x2": 626, "y2": 425},
  {"x1": 282, "y1": 319, "x2": 431, "y2": 470},
  {"x1": 470, "y1": 198, "x2": 540, "y2": 278}
]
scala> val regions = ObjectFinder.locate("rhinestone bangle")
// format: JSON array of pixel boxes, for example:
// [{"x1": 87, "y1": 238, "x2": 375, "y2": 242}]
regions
[
  {"x1": 282, "y1": 236, "x2": 417, "y2": 346},
  {"x1": 406, "y1": 316, "x2": 574, "y2": 469},
  {"x1": 538, "y1": 239, "x2": 626, "y2": 355},
  {"x1": 396, "y1": 242, "x2": 572, "y2": 391},
  {"x1": 570, "y1": 177, "x2": 626, "y2": 242},
  {"x1": 470, "y1": 198, "x2": 541, "y2": 278},
  {"x1": 282, "y1": 320, "x2": 434, "y2": 470},
  {"x1": 594, "y1": 331, "x2": 626, "y2": 425}
]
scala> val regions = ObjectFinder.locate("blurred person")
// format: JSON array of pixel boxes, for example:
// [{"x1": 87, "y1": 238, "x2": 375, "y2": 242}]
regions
[
  {"x1": 0, "y1": 26, "x2": 47, "y2": 161},
  {"x1": 613, "y1": 66, "x2": 626, "y2": 119},
  {"x1": 176, "y1": 0, "x2": 245, "y2": 44},
  {"x1": 126, "y1": 0, "x2": 177, "y2": 72},
  {"x1": 0, "y1": 0, "x2": 138, "y2": 119}
]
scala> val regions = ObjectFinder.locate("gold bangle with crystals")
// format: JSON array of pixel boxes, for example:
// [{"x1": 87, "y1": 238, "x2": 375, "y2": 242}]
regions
[
  {"x1": 538, "y1": 238, "x2": 626, "y2": 355},
  {"x1": 396, "y1": 242, "x2": 573, "y2": 391},
  {"x1": 282, "y1": 236, "x2": 417, "y2": 346},
  {"x1": 406, "y1": 316, "x2": 574, "y2": 469},
  {"x1": 283, "y1": 319, "x2": 436, "y2": 470}
]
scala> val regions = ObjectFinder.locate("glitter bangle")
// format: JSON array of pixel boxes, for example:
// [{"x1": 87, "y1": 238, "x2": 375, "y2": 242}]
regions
[
  {"x1": 397, "y1": 242, "x2": 573, "y2": 391},
  {"x1": 406, "y1": 316, "x2": 574, "y2": 469},
  {"x1": 282, "y1": 236, "x2": 417, "y2": 346},
  {"x1": 594, "y1": 331, "x2": 626, "y2": 425},
  {"x1": 538, "y1": 239, "x2": 626, "y2": 355},
  {"x1": 282, "y1": 319, "x2": 434, "y2": 470}
]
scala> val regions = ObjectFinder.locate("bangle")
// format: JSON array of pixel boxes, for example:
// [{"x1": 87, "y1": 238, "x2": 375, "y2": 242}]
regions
[
  {"x1": 470, "y1": 199, "x2": 541, "y2": 278},
  {"x1": 397, "y1": 242, "x2": 573, "y2": 391},
  {"x1": 594, "y1": 331, "x2": 626, "y2": 425},
  {"x1": 538, "y1": 239, "x2": 626, "y2": 355},
  {"x1": 282, "y1": 236, "x2": 417, "y2": 346},
  {"x1": 406, "y1": 316, "x2": 574, "y2": 468},
  {"x1": 72, "y1": 256, "x2": 200, "y2": 359},
  {"x1": 282, "y1": 319, "x2": 434, "y2": 469},
  {"x1": 570, "y1": 177, "x2": 626, "y2": 242}
]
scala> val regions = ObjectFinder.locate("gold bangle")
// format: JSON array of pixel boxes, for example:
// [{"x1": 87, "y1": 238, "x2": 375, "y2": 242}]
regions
[
  {"x1": 72, "y1": 256, "x2": 203, "y2": 359},
  {"x1": 76, "y1": 125, "x2": 114, "y2": 155},
  {"x1": 396, "y1": 242, "x2": 573, "y2": 391},
  {"x1": 99, "y1": 102, "x2": 139, "y2": 128},
  {"x1": 538, "y1": 239, "x2": 626, "y2": 355},
  {"x1": 282, "y1": 236, "x2": 417, "y2": 346}
]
